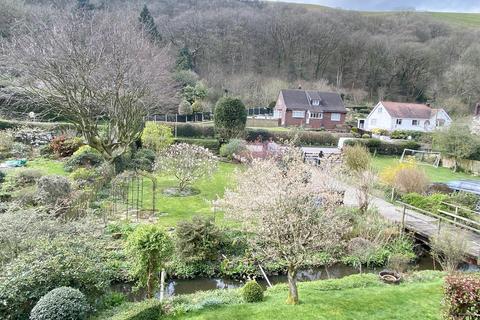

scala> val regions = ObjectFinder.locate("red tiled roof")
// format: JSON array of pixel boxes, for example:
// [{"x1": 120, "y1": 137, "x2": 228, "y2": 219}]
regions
[{"x1": 380, "y1": 101, "x2": 433, "y2": 119}]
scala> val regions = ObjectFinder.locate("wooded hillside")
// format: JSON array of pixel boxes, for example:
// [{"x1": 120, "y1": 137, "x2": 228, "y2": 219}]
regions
[{"x1": 1, "y1": 0, "x2": 480, "y2": 115}]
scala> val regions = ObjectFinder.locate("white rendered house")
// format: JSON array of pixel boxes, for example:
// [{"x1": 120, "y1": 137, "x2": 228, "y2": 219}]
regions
[{"x1": 358, "y1": 101, "x2": 451, "y2": 132}]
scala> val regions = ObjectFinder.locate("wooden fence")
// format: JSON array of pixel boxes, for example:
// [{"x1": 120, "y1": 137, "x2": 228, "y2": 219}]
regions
[{"x1": 397, "y1": 201, "x2": 480, "y2": 235}]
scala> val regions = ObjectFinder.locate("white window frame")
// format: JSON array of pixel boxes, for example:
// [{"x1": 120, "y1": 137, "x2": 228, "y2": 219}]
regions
[
  {"x1": 292, "y1": 110, "x2": 305, "y2": 118},
  {"x1": 312, "y1": 100, "x2": 320, "y2": 106},
  {"x1": 370, "y1": 118, "x2": 377, "y2": 125},
  {"x1": 378, "y1": 107, "x2": 383, "y2": 113},
  {"x1": 331, "y1": 113, "x2": 341, "y2": 121},
  {"x1": 273, "y1": 110, "x2": 281, "y2": 119},
  {"x1": 412, "y1": 119, "x2": 420, "y2": 126},
  {"x1": 396, "y1": 119, "x2": 402, "y2": 125},
  {"x1": 310, "y1": 112, "x2": 323, "y2": 119}
]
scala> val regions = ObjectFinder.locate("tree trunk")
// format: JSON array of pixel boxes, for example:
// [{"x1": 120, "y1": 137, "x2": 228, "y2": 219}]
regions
[{"x1": 286, "y1": 265, "x2": 299, "y2": 305}]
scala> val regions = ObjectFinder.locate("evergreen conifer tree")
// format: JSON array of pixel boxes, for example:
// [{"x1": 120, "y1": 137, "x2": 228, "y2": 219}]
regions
[{"x1": 139, "y1": 5, "x2": 161, "y2": 42}]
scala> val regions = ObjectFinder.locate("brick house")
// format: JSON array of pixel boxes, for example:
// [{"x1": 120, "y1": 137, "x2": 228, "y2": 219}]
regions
[{"x1": 273, "y1": 89, "x2": 347, "y2": 129}]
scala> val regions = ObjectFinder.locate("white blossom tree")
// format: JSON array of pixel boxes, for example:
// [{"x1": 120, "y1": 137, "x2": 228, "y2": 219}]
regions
[
  {"x1": 220, "y1": 147, "x2": 348, "y2": 304},
  {"x1": 155, "y1": 143, "x2": 217, "y2": 192}
]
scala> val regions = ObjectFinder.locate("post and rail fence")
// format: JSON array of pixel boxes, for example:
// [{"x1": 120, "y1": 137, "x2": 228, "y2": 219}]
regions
[{"x1": 396, "y1": 200, "x2": 480, "y2": 264}]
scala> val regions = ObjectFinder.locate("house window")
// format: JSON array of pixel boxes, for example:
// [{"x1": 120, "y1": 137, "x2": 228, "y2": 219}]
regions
[
  {"x1": 436, "y1": 119, "x2": 444, "y2": 127},
  {"x1": 310, "y1": 112, "x2": 323, "y2": 119},
  {"x1": 412, "y1": 120, "x2": 420, "y2": 126},
  {"x1": 312, "y1": 100, "x2": 320, "y2": 106},
  {"x1": 370, "y1": 119, "x2": 377, "y2": 125},
  {"x1": 331, "y1": 113, "x2": 341, "y2": 121},
  {"x1": 273, "y1": 110, "x2": 281, "y2": 119},
  {"x1": 378, "y1": 107, "x2": 383, "y2": 113},
  {"x1": 292, "y1": 110, "x2": 305, "y2": 118},
  {"x1": 396, "y1": 119, "x2": 402, "y2": 125}
]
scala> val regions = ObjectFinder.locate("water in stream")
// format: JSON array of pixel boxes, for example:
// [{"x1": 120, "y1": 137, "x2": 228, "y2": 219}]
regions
[{"x1": 114, "y1": 255, "x2": 439, "y2": 301}]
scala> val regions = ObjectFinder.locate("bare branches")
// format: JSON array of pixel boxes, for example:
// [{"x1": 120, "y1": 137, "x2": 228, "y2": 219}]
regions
[
  {"x1": 220, "y1": 146, "x2": 348, "y2": 304},
  {"x1": 2, "y1": 9, "x2": 177, "y2": 162}
]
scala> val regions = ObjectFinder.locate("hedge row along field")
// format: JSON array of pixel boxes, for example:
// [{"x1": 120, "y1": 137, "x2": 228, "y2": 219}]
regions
[{"x1": 163, "y1": 123, "x2": 346, "y2": 147}]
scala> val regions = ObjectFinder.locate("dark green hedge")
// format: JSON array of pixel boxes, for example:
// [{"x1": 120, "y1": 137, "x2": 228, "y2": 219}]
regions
[
  {"x1": 165, "y1": 123, "x2": 215, "y2": 138},
  {"x1": 245, "y1": 129, "x2": 339, "y2": 146},
  {"x1": 173, "y1": 138, "x2": 220, "y2": 153},
  {"x1": 344, "y1": 138, "x2": 420, "y2": 155},
  {"x1": 161, "y1": 123, "x2": 340, "y2": 147}
]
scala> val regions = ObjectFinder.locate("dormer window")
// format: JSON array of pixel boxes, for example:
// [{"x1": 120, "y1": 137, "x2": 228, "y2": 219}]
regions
[{"x1": 312, "y1": 99, "x2": 320, "y2": 106}]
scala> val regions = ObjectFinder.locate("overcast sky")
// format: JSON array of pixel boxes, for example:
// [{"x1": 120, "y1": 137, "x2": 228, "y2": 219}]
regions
[{"x1": 267, "y1": 0, "x2": 480, "y2": 13}]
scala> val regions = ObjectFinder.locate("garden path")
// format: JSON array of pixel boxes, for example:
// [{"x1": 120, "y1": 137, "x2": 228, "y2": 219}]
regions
[{"x1": 339, "y1": 180, "x2": 480, "y2": 264}]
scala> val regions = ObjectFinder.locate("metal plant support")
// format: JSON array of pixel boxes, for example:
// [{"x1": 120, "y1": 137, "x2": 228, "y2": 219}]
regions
[{"x1": 111, "y1": 171, "x2": 157, "y2": 221}]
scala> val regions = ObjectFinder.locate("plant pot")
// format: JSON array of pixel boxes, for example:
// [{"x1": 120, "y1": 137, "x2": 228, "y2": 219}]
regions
[{"x1": 379, "y1": 270, "x2": 402, "y2": 284}]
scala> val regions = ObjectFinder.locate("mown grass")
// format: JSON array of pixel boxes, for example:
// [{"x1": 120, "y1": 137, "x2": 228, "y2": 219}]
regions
[
  {"x1": 164, "y1": 275, "x2": 444, "y2": 320},
  {"x1": 139, "y1": 161, "x2": 238, "y2": 226},
  {"x1": 371, "y1": 155, "x2": 480, "y2": 183},
  {"x1": 24, "y1": 158, "x2": 68, "y2": 176},
  {"x1": 20, "y1": 158, "x2": 239, "y2": 227}
]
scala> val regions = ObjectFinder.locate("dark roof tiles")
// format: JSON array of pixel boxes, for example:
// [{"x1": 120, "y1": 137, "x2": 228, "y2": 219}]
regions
[{"x1": 280, "y1": 89, "x2": 346, "y2": 113}]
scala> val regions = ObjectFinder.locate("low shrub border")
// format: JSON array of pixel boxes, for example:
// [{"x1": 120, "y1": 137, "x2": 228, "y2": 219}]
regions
[
  {"x1": 173, "y1": 138, "x2": 220, "y2": 153},
  {"x1": 0, "y1": 119, "x2": 75, "y2": 132},
  {"x1": 444, "y1": 273, "x2": 480, "y2": 319},
  {"x1": 245, "y1": 128, "x2": 340, "y2": 146},
  {"x1": 159, "y1": 123, "x2": 345, "y2": 147},
  {"x1": 344, "y1": 138, "x2": 420, "y2": 156}
]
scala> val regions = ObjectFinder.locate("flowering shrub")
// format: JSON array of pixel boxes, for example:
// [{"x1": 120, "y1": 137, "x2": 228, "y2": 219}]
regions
[
  {"x1": 444, "y1": 274, "x2": 480, "y2": 319},
  {"x1": 380, "y1": 160, "x2": 429, "y2": 194},
  {"x1": 371, "y1": 128, "x2": 389, "y2": 136},
  {"x1": 156, "y1": 143, "x2": 217, "y2": 191}
]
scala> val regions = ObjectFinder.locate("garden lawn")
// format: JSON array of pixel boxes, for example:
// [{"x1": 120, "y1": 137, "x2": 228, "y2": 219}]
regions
[
  {"x1": 3, "y1": 158, "x2": 67, "y2": 176},
  {"x1": 165, "y1": 278, "x2": 443, "y2": 320},
  {"x1": 10, "y1": 158, "x2": 239, "y2": 227},
  {"x1": 140, "y1": 161, "x2": 239, "y2": 227},
  {"x1": 372, "y1": 156, "x2": 480, "y2": 183}
]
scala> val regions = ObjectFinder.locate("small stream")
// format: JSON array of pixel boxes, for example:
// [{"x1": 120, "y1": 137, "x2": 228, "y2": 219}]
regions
[{"x1": 114, "y1": 255, "x2": 442, "y2": 301}]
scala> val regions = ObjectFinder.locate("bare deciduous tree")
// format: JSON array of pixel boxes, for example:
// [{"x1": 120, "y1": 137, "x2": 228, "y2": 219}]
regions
[
  {"x1": 220, "y1": 147, "x2": 348, "y2": 305},
  {"x1": 430, "y1": 229, "x2": 467, "y2": 272},
  {"x1": 2, "y1": 10, "x2": 176, "y2": 163}
]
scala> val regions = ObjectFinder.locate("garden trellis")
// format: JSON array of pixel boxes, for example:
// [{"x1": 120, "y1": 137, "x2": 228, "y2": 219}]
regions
[{"x1": 110, "y1": 171, "x2": 157, "y2": 221}]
